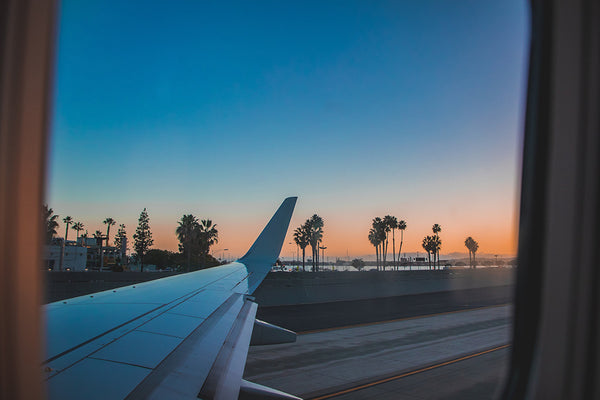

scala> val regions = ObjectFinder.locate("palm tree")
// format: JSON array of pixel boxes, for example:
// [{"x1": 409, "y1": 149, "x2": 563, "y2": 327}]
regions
[
  {"x1": 114, "y1": 224, "x2": 127, "y2": 264},
  {"x1": 72, "y1": 222, "x2": 84, "y2": 243},
  {"x1": 293, "y1": 225, "x2": 310, "y2": 272},
  {"x1": 368, "y1": 228, "x2": 380, "y2": 269},
  {"x1": 370, "y1": 218, "x2": 384, "y2": 271},
  {"x1": 176, "y1": 214, "x2": 199, "y2": 271},
  {"x1": 198, "y1": 219, "x2": 219, "y2": 257},
  {"x1": 94, "y1": 230, "x2": 104, "y2": 270},
  {"x1": 432, "y1": 224, "x2": 441, "y2": 269},
  {"x1": 397, "y1": 220, "x2": 407, "y2": 268},
  {"x1": 383, "y1": 215, "x2": 396, "y2": 270},
  {"x1": 465, "y1": 236, "x2": 475, "y2": 268},
  {"x1": 387, "y1": 216, "x2": 399, "y2": 270},
  {"x1": 43, "y1": 204, "x2": 59, "y2": 244},
  {"x1": 306, "y1": 215, "x2": 324, "y2": 271},
  {"x1": 103, "y1": 217, "x2": 116, "y2": 247},
  {"x1": 430, "y1": 235, "x2": 442, "y2": 270},
  {"x1": 63, "y1": 216, "x2": 73, "y2": 242},
  {"x1": 471, "y1": 239, "x2": 479, "y2": 268},
  {"x1": 422, "y1": 236, "x2": 433, "y2": 270}
]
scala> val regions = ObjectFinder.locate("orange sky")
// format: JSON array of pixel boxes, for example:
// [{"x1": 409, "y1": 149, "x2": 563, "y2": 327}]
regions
[{"x1": 143, "y1": 193, "x2": 520, "y2": 260}]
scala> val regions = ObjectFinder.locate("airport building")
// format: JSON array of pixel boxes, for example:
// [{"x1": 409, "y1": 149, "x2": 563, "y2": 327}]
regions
[
  {"x1": 43, "y1": 242, "x2": 87, "y2": 271},
  {"x1": 44, "y1": 236, "x2": 127, "y2": 271}
]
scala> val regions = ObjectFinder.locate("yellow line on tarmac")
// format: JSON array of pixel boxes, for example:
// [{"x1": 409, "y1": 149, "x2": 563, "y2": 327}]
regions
[
  {"x1": 308, "y1": 344, "x2": 511, "y2": 400},
  {"x1": 297, "y1": 303, "x2": 510, "y2": 335}
]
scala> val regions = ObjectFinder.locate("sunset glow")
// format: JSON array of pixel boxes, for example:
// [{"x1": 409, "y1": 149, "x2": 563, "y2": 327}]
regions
[{"x1": 48, "y1": 0, "x2": 528, "y2": 259}]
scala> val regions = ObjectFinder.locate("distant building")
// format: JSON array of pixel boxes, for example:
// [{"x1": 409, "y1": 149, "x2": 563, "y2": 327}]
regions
[
  {"x1": 44, "y1": 235, "x2": 125, "y2": 272},
  {"x1": 44, "y1": 244, "x2": 87, "y2": 271}
]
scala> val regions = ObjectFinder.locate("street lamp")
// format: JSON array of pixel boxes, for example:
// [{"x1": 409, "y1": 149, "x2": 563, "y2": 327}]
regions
[
  {"x1": 212, "y1": 248, "x2": 229, "y2": 262},
  {"x1": 222, "y1": 248, "x2": 229, "y2": 262},
  {"x1": 319, "y1": 246, "x2": 327, "y2": 271}
]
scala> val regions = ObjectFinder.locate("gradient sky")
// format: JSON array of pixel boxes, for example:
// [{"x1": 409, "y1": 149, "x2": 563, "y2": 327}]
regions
[{"x1": 48, "y1": 0, "x2": 529, "y2": 260}]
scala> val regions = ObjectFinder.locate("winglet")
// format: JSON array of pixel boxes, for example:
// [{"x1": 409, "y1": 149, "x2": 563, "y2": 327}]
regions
[{"x1": 239, "y1": 197, "x2": 297, "y2": 293}]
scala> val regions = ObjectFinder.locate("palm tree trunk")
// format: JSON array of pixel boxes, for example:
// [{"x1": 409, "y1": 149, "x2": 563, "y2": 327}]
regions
[
  {"x1": 302, "y1": 247, "x2": 305, "y2": 272},
  {"x1": 382, "y1": 237, "x2": 387, "y2": 271},
  {"x1": 392, "y1": 229, "x2": 396, "y2": 270},
  {"x1": 428, "y1": 251, "x2": 431, "y2": 269},
  {"x1": 398, "y1": 230, "x2": 404, "y2": 269},
  {"x1": 375, "y1": 245, "x2": 379, "y2": 271}
]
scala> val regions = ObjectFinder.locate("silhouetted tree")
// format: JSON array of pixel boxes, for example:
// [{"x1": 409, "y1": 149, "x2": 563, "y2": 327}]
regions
[
  {"x1": 371, "y1": 217, "x2": 386, "y2": 270},
  {"x1": 306, "y1": 215, "x2": 324, "y2": 271},
  {"x1": 471, "y1": 239, "x2": 479, "y2": 268},
  {"x1": 63, "y1": 216, "x2": 73, "y2": 241},
  {"x1": 368, "y1": 228, "x2": 379, "y2": 269},
  {"x1": 293, "y1": 224, "x2": 310, "y2": 272},
  {"x1": 430, "y1": 235, "x2": 442, "y2": 270},
  {"x1": 114, "y1": 224, "x2": 127, "y2": 264},
  {"x1": 133, "y1": 208, "x2": 153, "y2": 272},
  {"x1": 197, "y1": 219, "x2": 218, "y2": 257},
  {"x1": 93, "y1": 230, "x2": 105, "y2": 270},
  {"x1": 432, "y1": 224, "x2": 441, "y2": 269},
  {"x1": 72, "y1": 222, "x2": 84, "y2": 243},
  {"x1": 43, "y1": 204, "x2": 59, "y2": 244},
  {"x1": 422, "y1": 235, "x2": 439, "y2": 270},
  {"x1": 351, "y1": 258, "x2": 366, "y2": 271},
  {"x1": 397, "y1": 220, "x2": 407, "y2": 267},
  {"x1": 382, "y1": 215, "x2": 396, "y2": 270},
  {"x1": 176, "y1": 214, "x2": 199, "y2": 272},
  {"x1": 103, "y1": 217, "x2": 116, "y2": 246}
]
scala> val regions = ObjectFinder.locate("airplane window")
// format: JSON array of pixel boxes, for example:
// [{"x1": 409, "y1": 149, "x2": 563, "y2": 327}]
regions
[{"x1": 44, "y1": 1, "x2": 528, "y2": 399}]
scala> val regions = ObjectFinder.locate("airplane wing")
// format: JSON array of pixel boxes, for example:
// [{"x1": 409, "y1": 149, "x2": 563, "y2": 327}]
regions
[{"x1": 43, "y1": 197, "x2": 300, "y2": 400}]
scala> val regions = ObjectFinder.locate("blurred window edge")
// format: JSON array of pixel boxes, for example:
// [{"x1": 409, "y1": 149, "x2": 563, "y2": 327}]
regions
[{"x1": 0, "y1": 0, "x2": 58, "y2": 399}]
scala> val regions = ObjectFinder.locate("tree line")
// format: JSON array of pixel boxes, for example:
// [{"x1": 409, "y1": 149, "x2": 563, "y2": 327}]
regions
[
  {"x1": 367, "y1": 216, "x2": 481, "y2": 270},
  {"x1": 43, "y1": 205, "x2": 220, "y2": 272},
  {"x1": 292, "y1": 214, "x2": 324, "y2": 272},
  {"x1": 368, "y1": 215, "x2": 407, "y2": 271}
]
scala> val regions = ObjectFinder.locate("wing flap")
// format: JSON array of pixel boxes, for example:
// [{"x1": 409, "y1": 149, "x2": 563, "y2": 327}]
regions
[
  {"x1": 240, "y1": 380, "x2": 303, "y2": 400},
  {"x1": 199, "y1": 299, "x2": 258, "y2": 399}
]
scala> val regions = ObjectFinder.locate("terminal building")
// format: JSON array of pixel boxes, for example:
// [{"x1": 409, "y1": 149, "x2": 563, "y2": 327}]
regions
[{"x1": 44, "y1": 236, "x2": 127, "y2": 271}]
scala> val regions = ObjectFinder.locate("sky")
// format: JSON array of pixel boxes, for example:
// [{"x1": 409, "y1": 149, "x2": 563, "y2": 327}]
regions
[{"x1": 48, "y1": 0, "x2": 529, "y2": 260}]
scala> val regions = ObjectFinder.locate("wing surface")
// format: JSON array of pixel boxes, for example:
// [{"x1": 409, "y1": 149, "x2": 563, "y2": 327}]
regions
[{"x1": 44, "y1": 197, "x2": 299, "y2": 400}]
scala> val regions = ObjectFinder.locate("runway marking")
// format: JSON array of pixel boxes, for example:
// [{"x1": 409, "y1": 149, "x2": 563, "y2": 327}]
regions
[
  {"x1": 308, "y1": 344, "x2": 511, "y2": 400},
  {"x1": 297, "y1": 303, "x2": 511, "y2": 335}
]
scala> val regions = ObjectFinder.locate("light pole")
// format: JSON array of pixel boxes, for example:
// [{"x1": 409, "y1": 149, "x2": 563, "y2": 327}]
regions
[
  {"x1": 319, "y1": 246, "x2": 327, "y2": 271},
  {"x1": 212, "y1": 248, "x2": 228, "y2": 263},
  {"x1": 222, "y1": 248, "x2": 229, "y2": 262}
]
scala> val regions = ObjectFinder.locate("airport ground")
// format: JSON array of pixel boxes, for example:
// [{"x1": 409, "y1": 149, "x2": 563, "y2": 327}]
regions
[
  {"x1": 246, "y1": 301, "x2": 511, "y2": 399},
  {"x1": 45, "y1": 269, "x2": 513, "y2": 398}
]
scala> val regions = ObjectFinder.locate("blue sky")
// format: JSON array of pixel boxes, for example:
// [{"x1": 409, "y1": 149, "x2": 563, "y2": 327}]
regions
[{"x1": 48, "y1": 0, "x2": 529, "y2": 257}]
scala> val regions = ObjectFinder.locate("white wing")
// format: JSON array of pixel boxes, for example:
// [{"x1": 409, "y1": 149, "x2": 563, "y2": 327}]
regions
[{"x1": 44, "y1": 198, "x2": 300, "y2": 400}]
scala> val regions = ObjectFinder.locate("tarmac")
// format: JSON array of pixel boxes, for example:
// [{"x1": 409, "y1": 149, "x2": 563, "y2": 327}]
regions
[{"x1": 244, "y1": 304, "x2": 512, "y2": 399}]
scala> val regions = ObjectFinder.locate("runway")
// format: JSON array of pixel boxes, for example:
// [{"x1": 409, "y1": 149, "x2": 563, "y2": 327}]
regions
[{"x1": 244, "y1": 304, "x2": 511, "y2": 399}]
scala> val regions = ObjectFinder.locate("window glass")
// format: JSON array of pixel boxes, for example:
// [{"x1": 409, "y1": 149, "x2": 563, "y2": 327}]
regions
[{"x1": 46, "y1": 1, "x2": 528, "y2": 398}]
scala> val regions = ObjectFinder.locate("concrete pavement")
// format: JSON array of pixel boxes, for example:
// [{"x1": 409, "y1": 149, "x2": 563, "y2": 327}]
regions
[{"x1": 244, "y1": 305, "x2": 512, "y2": 399}]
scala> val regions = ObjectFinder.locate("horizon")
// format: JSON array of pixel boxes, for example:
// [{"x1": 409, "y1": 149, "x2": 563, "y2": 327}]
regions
[{"x1": 47, "y1": 1, "x2": 528, "y2": 259}]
